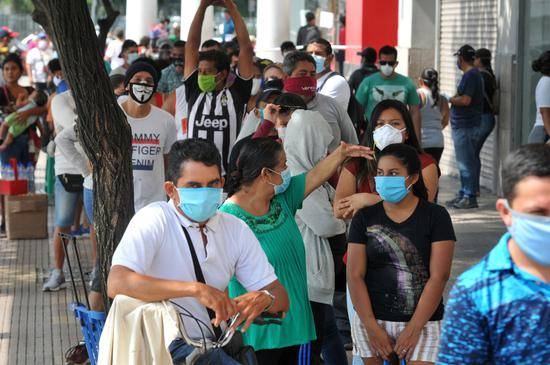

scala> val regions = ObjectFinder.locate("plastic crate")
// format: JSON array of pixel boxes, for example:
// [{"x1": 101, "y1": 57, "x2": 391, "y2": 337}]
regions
[{"x1": 70, "y1": 303, "x2": 106, "y2": 365}]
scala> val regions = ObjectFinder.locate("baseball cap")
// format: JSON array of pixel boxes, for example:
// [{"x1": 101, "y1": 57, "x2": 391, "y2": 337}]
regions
[
  {"x1": 119, "y1": 39, "x2": 138, "y2": 57},
  {"x1": 357, "y1": 47, "x2": 376, "y2": 57},
  {"x1": 454, "y1": 44, "x2": 476, "y2": 60},
  {"x1": 255, "y1": 89, "x2": 282, "y2": 108},
  {"x1": 0, "y1": 26, "x2": 18, "y2": 39}
]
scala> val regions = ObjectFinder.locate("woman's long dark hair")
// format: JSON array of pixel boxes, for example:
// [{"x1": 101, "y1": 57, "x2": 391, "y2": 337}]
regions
[
  {"x1": 420, "y1": 68, "x2": 440, "y2": 107},
  {"x1": 226, "y1": 137, "x2": 283, "y2": 197},
  {"x1": 378, "y1": 143, "x2": 428, "y2": 201},
  {"x1": 356, "y1": 99, "x2": 423, "y2": 189}
]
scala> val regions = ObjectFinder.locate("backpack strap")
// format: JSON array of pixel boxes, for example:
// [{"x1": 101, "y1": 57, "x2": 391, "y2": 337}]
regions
[{"x1": 317, "y1": 71, "x2": 339, "y2": 92}]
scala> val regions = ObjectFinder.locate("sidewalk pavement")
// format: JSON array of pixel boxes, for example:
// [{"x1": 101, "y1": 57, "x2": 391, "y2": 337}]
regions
[{"x1": 0, "y1": 173, "x2": 505, "y2": 365}]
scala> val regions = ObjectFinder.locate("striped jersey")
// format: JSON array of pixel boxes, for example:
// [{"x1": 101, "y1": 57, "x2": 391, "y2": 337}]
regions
[
  {"x1": 184, "y1": 70, "x2": 252, "y2": 174},
  {"x1": 438, "y1": 233, "x2": 550, "y2": 364}
]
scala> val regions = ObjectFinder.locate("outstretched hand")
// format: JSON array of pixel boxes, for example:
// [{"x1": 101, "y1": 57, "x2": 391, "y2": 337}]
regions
[{"x1": 337, "y1": 142, "x2": 374, "y2": 162}]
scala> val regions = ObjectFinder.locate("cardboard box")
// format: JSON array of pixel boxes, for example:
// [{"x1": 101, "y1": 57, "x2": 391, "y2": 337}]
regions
[{"x1": 6, "y1": 194, "x2": 48, "y2": 240}]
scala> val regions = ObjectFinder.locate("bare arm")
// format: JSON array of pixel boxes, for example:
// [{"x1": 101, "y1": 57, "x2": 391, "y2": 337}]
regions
[
  {"x1": 184, "y1": 0, "x2": 212, "y2": 78},
  {"x1": 450, "y1": 95, "x2": 472, "y2": 107},
  {"x1": 409, "y1": 104, "x2": 421, "y2": 141},
  {"x1": 306, "y1": 143, "x2": 373, "y2": 199},
  {"x1": 540, "y1": 107, "x2": 550, "y2": 136},
  {"x1": 394, "y1": 241, "x2": 454, "y2": 359},
  {"x1": 224, "y1": 0, "x2": 254, "y2": 79},
  {"x1": 440, "y1": 98, "x2": 450, "y2": 128},
  {"x1": 162, "y1": 91, "x2": 176, "y2": 116},
  {"x1": 333, "y1": 165, "x2": 381, "y2": 219},
  {"x1": 422, "y1": 163, "x2": 439, "y2": 203},
  {"x1": 108, "y1": 265, "x2": 237, "y2": 326}
]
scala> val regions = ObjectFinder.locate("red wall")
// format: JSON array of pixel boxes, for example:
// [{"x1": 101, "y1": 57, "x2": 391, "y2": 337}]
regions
[{"x1": 345, "y1": 0, "x2": 399, "y2": 64}]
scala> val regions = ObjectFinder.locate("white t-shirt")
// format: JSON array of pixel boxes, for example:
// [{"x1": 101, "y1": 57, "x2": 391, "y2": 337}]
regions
[
  {"x1": 535, "y1": 75, "x2": 550, "y2": 126},
  {"x1": 51, "y1": 91, "x2": 86, "y2": 176},
  {"x1": 26, "y1": 47, "x2": 52, "y2": 83},
  {"x1": 109, "y1": 66, "x2": 127, "y2": 77},
  {"x1": 317, "y1": 72, "x2": 351, "y2": 110},
  {"x1": 174, "y1": 84, "x2": 188, "y2": 140},
  {"x1": 105, "y1": 38, "x2": 124, "y2": 70},
  {"x1": 118, "y1": 100, "x2": 178, "y2": 211},
  {"x1": 111, "y1": 201, "x2": 277, "y2": 340}
]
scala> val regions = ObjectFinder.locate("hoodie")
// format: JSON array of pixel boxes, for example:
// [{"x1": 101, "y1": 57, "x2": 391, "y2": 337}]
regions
[{"x1": 284, "y1": 110, "x2": 347, "y2": 304}]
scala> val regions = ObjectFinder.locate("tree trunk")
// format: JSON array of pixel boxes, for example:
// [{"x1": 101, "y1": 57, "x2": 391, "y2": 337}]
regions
[
  {"x1": 32, "y1": 0, "x2": 134, "y2": 310},
  {"x1": 97, "y1": 0, "x2": 120, "y2": 57}
]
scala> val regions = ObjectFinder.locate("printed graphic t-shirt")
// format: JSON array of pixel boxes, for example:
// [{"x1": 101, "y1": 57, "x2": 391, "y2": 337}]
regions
[
  {"x1": 348, "y1": 199, "x2": 456, "y2": 322},
  {"x1": 119, "y1": 99, "x2": 178, "y2": 211},
  {"x1": 184, "y1": 70, "x2": 252, "y2": 174},
  {"x1": 355, "y1": 72, "x2": 420, "y2": 122}
]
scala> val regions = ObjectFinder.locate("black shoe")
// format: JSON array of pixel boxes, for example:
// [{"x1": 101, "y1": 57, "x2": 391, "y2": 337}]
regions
[
  {"x1": 453, "y1": 196, "x2": 478, "y2": 209},
  {"x1": 445, "y1": 195, "x2": 463, "y2": 207}
]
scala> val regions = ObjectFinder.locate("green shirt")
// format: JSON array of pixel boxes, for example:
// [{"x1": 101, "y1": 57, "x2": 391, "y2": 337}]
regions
[
  {"x1": 355, "y1": 72, "x2": 420, "y2": 121},
  {"x1": 219, "y1": 173, "x2": 316, "y2": 350}
]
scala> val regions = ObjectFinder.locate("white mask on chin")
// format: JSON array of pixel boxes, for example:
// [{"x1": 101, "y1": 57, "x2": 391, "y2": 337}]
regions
[{"x1": 373, "y1": 124, "x2": 405, "y2": 150}]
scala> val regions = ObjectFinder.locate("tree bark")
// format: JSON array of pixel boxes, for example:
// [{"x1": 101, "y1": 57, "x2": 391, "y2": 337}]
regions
[{"x1": 32, "y1": 0, "x2": 134, "y2": 311}]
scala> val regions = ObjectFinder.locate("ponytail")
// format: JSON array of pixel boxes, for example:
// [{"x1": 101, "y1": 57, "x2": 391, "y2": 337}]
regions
[{"x1": 421, "y1": 68, "x2": 440, "y2": 107}]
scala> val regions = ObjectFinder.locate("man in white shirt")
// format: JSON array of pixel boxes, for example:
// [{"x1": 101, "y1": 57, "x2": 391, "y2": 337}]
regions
[
  {"x1": 306, "y1": 38, "x2": 351, "y2": 110},
  {"x1": 108, "y1": 138, "x2": 289, "y2": 364},
  {"x1": 25, "y1": 33, "x2": 53, "y2": 91},
  {"x1": 104, "y1": 29, "x2": 125, "y2": 70},
  {"x1": 119, "y1": 61, "x2": 178, "y2": 211}
]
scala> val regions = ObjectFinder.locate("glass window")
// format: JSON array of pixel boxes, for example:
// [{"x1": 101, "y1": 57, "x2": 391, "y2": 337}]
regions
[{"x1": 520, "y1": 0, "x2": 550, "y2": 142}]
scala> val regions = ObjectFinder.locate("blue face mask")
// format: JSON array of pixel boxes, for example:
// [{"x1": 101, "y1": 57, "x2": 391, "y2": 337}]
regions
[
  {"x1": 506, "y1": 201, "x2": 550, "y2": 266},
  {"x1": 312, "y1": 54, "x2": 326, "y2": 74},
  {"x1": 374, "y1": 176, "x2": 411, "y2": 203},
  {"x1": 176, "y1": 187, "x2": 223, "y2": 223},
  {"x1": 259, "y1": 108, "x2": 264, "y2": 121},
  {"x1": 268, "y1": 167, "x2": 292, "y2": 195}
]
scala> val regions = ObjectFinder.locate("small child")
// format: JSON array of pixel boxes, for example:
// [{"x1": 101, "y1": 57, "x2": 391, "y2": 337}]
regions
[{"x1": 0, "y1": 89, "x2": 48, "y2": 152}]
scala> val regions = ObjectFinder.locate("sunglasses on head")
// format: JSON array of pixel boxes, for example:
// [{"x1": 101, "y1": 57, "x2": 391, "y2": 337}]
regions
[{"x1": 379, "y1": 61, "x2": 397, "y2": 66}]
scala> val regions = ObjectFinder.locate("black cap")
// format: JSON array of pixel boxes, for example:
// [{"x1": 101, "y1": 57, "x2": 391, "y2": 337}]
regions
[
  {"x1": 124, "y1": 61, "x2": 159, "y2": 89},
  {"x1": 454, "y1": 44, "x2": 476, "y2": 60},
  {"x1": 255, "y1": 89, "x2": 282, "y2": 107},
  {"x1": 119, "y1": 39, "x2": 138, "y2": 57},
  {"x1": 475, "y1": 48, "x2": 492, "y2": 60}
]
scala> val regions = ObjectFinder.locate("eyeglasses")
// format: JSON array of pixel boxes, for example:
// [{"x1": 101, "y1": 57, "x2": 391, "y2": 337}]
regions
[{"x1": 379, "y1": 61, "x2": 397, "y2": 66}]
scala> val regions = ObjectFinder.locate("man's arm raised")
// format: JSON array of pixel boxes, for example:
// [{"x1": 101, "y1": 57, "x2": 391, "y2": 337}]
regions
[{"x1": 224, "y1": 0, "x2": 254, "y2": 79}]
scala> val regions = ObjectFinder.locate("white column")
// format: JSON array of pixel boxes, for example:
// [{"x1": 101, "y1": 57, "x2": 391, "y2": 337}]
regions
[
  {"x1": 180, "y1": 0, "x2": 215, "y2": 43},
  {"x1": 256, "y1": 0, "x2": 291, "y2": 62},
  {"x1": 125, "y1": 0, "x2": 158, "y2": 42}
]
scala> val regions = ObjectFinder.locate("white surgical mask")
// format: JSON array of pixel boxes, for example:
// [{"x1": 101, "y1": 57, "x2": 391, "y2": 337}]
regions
[
  {"x1": 53, "y1": 76, "x2": 62, "y2": 87},
  {"x1": 380, "y1": 64, "x2": 394, "y2": 77},
  {"x1": 251, "y1": 77, "x2": 262, "y2": 95},
  {"x1": 373, "y1": 124, "x2": 405, "y2": 150},
  {"x1": 277, "y1": 127, "x2": 286, "y2": 141},
  {"x1": 38, "y1": 40, "x2": 48, "y2": 50}
]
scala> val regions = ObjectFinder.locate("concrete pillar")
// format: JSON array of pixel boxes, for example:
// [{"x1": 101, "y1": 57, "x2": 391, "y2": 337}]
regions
[
  {"x1": 396, "y1": 0, "x2": 436, "y2": 77},
  {"x1": 125, "y1": 0, "x2": 158, "y2": 42},
  {"x1": 256, "y1": 0, "x2": 291, "y2": 62},
  {"x1": 180, "y1": 0, "x2": 214, "y2": 44}
]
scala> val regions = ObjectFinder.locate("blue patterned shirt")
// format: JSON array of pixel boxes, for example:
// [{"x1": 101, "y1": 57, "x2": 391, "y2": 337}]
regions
[
  {"x1": 157, "y1": 64, "x2": 184, "y2": 93},
  {"x1": 438, "y1": 233, "x2": 550, "y2": 364}
]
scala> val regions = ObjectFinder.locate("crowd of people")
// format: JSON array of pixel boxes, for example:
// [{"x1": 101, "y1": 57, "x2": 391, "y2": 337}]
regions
[{"x1": 0, "y1": 0, "x2": 549, "y2": 364}]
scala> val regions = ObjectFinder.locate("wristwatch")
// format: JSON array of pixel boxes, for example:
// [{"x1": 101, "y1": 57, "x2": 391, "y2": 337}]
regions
[{"x1": 260, "y1": 290, "x2": 275, "y2": 311}]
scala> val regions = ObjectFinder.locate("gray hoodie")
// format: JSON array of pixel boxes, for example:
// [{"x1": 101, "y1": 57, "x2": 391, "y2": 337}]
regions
[{"x1": 284, "y1": 110, "x2": 347, "y2": 304}]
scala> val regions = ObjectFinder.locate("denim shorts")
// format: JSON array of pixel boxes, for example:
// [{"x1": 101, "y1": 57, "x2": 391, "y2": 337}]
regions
[
  {"x1": 54, "y1": 175, "x2": 81, "y2": 228},
  {"x1": 83, "y1": 187, "x2": 93, "y2": 225}
]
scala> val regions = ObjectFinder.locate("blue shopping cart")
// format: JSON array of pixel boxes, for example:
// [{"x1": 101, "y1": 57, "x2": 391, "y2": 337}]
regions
[{"x1": 60, "y1": 233, "x2": 106, "y2": 365}]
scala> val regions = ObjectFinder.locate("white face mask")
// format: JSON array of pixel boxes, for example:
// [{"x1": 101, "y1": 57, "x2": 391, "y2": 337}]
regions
[
  {"x1": 373, "y1": 124, "x2": 405, "y2": 150},
  {"x1": 251, "y1": 77, "x2": 262, "y2": 95},
  {"x1": 38, "y1": 40, "x2": 48, "y2": 50},
  {"x1": 380, "y1": 64, "x2": 394, "y2": 77},
  {"x1": 129, "y1": 82, "x2": 155, "y2": 104},
  {"x1": 53, "y1": 76, "x2": 62, "y2": 87}
]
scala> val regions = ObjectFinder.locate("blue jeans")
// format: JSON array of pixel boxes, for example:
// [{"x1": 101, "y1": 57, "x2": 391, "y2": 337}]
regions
[
  {"x1": 54, "y1": 176, "x2": 81, "y2": 227},
  {"x1": 321, "y1": 305, "x2": 348, "y2": 365},
  {"x1": 528, "y1": 125, "x2": 549, "y2": 144},
  {"x1": 83, "y1": 187, "x2": 93, "y2": 225},
  {"x1": 0, "y1": 133, "x2": 29, "y2": 165},
  {"x1": 451, "y1": 126, "x2": 480, "y2": 198},
  {"x1": 169, "y1": 338, "x2": 243, "y2": 365},
  {"x1": 474, "y1": 113, "x2": 496, "y2": 193}
]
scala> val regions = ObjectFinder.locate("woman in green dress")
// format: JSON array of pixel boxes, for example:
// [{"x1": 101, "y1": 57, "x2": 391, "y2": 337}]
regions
[{"x1": 221, "y1": 137, "x2": 373, "y2": 365}]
